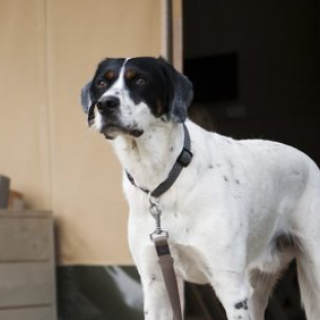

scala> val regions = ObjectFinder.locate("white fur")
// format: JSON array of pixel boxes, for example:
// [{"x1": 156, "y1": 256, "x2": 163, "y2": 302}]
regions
[
  {"x1": 99, "y1": 118, "x2": 320, "y2": 320},
  {"x1": 92, "y1": 70, "x2": 320, "y2": 320}
]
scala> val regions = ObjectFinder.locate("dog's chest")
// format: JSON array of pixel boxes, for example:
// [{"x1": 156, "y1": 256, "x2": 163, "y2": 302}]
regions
[
  {"x1": 162, "y1": 209, "x2": 208, "y2": 283},
  {"x1": 129, "y1": 203, "x2": 210, "y2": 285},
  {"x1": 170, "y1": 241, "x2": 208, "y2": 284}
]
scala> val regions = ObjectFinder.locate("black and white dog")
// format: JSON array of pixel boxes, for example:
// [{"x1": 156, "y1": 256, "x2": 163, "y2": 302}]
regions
[{"x1": 81, "y1": 57, "x2": 320, "y2": 320}]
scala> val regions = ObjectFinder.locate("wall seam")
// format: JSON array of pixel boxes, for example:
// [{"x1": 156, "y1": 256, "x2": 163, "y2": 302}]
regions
[{"x1": 43, "y1": 0, "x2": 54, "y2": 210}]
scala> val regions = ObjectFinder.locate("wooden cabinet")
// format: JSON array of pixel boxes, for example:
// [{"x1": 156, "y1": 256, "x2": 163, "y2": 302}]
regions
[{"x1": 0, "y1": 210, "x2": 56, "y2": 320}]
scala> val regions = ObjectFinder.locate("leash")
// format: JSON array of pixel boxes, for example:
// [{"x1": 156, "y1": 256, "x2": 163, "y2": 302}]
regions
[
  {"x1": 126, "y1": 123, "x2": 192, "y2": 320},
  {"x1": 149, "y1": 196, "x2": 183, "y2": 320}
]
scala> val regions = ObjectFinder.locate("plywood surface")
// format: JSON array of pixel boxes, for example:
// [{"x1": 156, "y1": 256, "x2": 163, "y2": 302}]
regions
[
  {"x1": 0, "y1": 307, "x2": 55, "y2": 320},
  {"x1": 0, "y1": 263, "x2": 54, "y2": 308},
  {"x1": 0, "y1": 219, "x2": 51, "y2": 262},
  {"x1": 0, "y1": 210, "x2": 56, "y2": 320}
]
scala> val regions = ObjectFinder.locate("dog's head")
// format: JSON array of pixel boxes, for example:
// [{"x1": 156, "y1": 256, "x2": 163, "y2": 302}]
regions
[{"x1": 81, "y1": 57, "x2": 193, "y2": 139}]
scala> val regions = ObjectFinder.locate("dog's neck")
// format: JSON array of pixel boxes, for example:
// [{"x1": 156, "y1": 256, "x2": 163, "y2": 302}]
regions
[{"x1": 112, "y1": 122, "x2": 185, "y2": 192}]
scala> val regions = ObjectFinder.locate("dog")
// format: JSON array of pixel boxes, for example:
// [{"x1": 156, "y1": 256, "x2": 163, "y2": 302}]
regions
[{"x1": 81, "y1": 57, "x2": 320, "y2": 320}]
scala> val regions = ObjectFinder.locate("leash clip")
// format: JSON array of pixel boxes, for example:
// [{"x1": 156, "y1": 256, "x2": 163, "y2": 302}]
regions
[{"x1": 148, "y1": 193, "x2": 169, "y2": 241}]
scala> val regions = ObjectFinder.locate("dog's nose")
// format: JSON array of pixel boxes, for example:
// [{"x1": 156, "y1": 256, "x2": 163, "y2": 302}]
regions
[{"x1": 97, "y1": 96, "x2": 120, "y2": 114}]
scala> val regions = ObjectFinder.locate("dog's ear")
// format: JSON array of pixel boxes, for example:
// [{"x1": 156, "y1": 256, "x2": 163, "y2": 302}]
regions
[
  {"x1": 159, "y1": 58, "x2": 193, "y2": 123},
  {"x1": 81, "y1": 80, "x2": 95, "y2": 127}
]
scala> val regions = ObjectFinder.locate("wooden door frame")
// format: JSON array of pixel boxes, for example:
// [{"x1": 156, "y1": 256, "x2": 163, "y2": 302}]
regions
[{"x1": 162, "y1": 0, "x2": 183, "y2": 72}]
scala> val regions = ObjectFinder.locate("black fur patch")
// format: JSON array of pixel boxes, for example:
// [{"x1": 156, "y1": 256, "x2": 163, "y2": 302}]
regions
[
  {"x1": 234, "y1": 298, "x2": 248, "y2": 310},
  {"x1": 273, "y1": 233, "x2": 300, "y2": 253}
]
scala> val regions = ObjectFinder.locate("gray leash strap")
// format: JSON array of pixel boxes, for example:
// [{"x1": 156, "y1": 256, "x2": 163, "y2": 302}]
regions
[
  {"x1": 153, "y1": 234, "x2": 183, "y2": 320},
  {"x1": 149, "y1": 197, "x2": 183, "y2": 320}
]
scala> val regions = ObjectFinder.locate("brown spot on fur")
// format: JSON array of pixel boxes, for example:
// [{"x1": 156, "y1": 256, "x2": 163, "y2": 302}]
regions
[
  {"x1": 156, "y1": 99, "x2": 164, "y2": 116},
  {"x1": 105, "y1": 70, "x2": 115, "y2": 80},
  {"x1": 125, "y1": 69, "x2": 137, "y2": 80}
]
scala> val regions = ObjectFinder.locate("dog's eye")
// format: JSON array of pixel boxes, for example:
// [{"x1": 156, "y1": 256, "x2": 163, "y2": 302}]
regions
[
  {"x1": 135, "y1": 77, "x2": 147, "y2": 86},
  {"x1": 97, "y1": 79, "x2": 107, "y2": 88}
]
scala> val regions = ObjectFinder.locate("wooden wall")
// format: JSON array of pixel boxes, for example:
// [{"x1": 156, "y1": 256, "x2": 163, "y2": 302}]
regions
[{"x1": 0, "y1": 0, "x2": 162, "y2": 265}]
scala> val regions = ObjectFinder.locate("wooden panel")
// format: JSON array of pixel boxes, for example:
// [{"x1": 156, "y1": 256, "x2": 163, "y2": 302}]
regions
[
  {"x1": 0, "y1": 307, "x2": 55, "y2": 320},
  {"x1": 0, "y1": 210, "x2": 51, "y2": 218},
  {"x1": 0, "y1": 263, "x2": 55, "y2": 308},
  {"x1": 0, "y1": 219, "x2": 51, "y2": 262},
  {"x1": 0, "y1": 210, "x2": 56, "y2": 319}
]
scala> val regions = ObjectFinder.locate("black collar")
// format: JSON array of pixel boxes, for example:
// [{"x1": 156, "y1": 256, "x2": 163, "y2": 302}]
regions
[{"x1": 126, "y1": 123, "x2": 193, "y2": 198}]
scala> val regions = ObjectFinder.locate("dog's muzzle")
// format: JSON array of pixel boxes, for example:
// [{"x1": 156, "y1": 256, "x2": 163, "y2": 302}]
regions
[
  {"x1": 95, "y1": 96, "x2": 144, "y2": 139},
  {"x1": 97, "y1": 96, "x2": 120, "y2": 115}
]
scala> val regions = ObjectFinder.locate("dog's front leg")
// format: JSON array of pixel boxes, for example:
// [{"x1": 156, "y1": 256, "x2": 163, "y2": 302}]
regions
[
  {"x1": 136, "y1": 249, "x2": 184, "y2": 319},
  {"x1": 208, "y1": 269, "x2": 253, "y2": 320},
  {"x1": 142, "y1": 272, "x2": 175, "y2": 319},
  {"x1": 203, "y1": 229, "x2": 254, "y2": 320},
  {"x1": 206, "y1": 258, "x2": 255, "y2": 320},
  {"x1": 128, "y1": 211, "x2": 184, "y2": 319}
]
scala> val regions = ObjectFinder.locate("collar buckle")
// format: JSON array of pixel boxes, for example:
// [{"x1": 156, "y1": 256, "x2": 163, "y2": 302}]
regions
[{"x1": 177, "y1": 148, "x2": 193, "y2": 167}]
